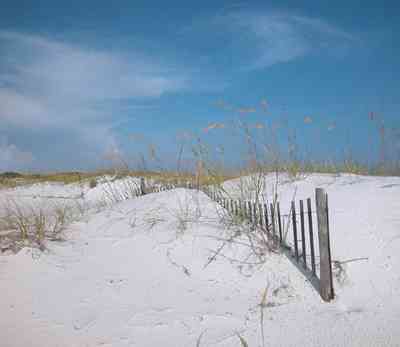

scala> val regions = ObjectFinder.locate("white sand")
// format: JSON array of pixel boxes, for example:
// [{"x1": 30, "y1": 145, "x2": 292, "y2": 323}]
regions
[{"x1": 1, "y1": 173, "x2": 400, "y2": 346}]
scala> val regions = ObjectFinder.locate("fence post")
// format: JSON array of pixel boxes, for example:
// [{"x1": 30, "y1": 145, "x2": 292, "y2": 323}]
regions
[
  {"x1": 140, "y1": 177, "x2": 146, "y2": 195},
  {"x1": 316, "y1": 188, "x2": 334, "y2": 302}
]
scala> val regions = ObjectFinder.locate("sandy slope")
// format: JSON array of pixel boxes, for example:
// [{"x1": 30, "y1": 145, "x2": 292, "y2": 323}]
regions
[
  {"x1": 1, "y1": 174, "x2": 400, "y2": 346},
  {"x1": 0, "y1": 175, "x2": 141, "y2": 205}
]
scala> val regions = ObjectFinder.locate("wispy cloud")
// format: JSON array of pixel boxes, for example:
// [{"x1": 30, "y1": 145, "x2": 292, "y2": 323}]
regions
[
  {"x1": 0, "y1": 31, "x2": 188, "y2": 169},
  {"x1": 239, "y1": 12, "x2": 356, "y2": 69},
  {"x1": 184, "y1": 9, "x2": 357, "y2": 70},
  {"x1": 0, "y1": 31, "x2": 186, "y2": 128}
]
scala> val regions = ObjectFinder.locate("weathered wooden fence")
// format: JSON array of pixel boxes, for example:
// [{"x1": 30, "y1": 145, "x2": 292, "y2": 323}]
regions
[
  {"x1": 139, "y1": 177, "x2": 334, "y2": 302},
  {"x1": 200, "y1": 185, "x2": 335, "y2": 302}
]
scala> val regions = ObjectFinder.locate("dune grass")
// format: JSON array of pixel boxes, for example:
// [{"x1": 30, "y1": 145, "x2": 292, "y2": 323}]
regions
[{"x1": 0, "y1": 198, "x2": 86, "y2": 252}]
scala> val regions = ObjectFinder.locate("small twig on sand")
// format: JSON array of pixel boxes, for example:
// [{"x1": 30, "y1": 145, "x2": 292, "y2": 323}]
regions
[{"x1": 335, "y1": 257, "x2": 369, "y2": 265}]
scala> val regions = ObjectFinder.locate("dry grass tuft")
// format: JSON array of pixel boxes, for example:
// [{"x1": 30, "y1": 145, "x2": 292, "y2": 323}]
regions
[{"x1": 0, "y1": 199, "x2": 86, "y2": 253}]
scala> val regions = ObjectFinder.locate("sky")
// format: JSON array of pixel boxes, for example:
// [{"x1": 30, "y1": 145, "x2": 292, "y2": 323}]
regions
[{"x1": 0, "y1": 0, "x2": 399, "y2": 172}]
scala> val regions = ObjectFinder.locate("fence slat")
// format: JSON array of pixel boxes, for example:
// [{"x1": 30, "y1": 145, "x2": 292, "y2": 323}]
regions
[
  {"x1": 258, "y1": 203, "x2": 263, "y2": 227},
  {"x1": 307, "y1": 198, "x2": 316, "y2": 277},
  {"x1": 277, "y1": 202, "x2": 283, "y2": 244},
  {"x1": 248, "y1": 201, "x2": 253, "y2": 223},
  {"x1": 291, "y1": 201, "x2": 299, "y2": 262},
  {"x1": 270, "y1": 203, "x2": 276, "y2": 238},
  {"x1": 264, "y1": 203, "x2": 269, "y2": 233},
  {"x1": 253, "y1": 202, "x2": 257, "y2": 225},
  {"x1": 316, "y1": 188, "x2": 334, "y2": 301},
  {"x1": 140, "y1": 177, "x2": 146, "y2": 195},
  {"x1": 300, "y1": 200, "x2": 307, "y2": 269}
]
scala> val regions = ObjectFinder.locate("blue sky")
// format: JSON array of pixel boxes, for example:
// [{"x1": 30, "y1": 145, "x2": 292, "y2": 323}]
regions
[{"x1": 0, "y1": 0, "x2": 399, "y2": 171}]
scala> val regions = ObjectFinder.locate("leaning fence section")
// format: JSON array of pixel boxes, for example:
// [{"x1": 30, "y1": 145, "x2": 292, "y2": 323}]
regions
[
  {"x1": 138, "y1": 177, "x2": 334, "y2": 302},
  {"x1": 200, "y1": 185, "x2": 335, "y2": 302}
]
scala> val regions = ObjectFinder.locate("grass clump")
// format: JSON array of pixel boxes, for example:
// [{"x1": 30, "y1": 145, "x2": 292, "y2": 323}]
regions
[
  {"x1": 0, "y1": 199, "x2": 85, "y2": 253},
  {"x1": 89, "y1": 178, "x2": 98, "y2": 188}
]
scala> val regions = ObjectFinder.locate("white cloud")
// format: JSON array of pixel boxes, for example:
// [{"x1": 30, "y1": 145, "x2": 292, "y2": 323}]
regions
[
  {"x1": 0, "y1": 88, "x2": 49, "y2": 128},
  {"x1": 0, "y1": 31, "x2": 186, "y2": 130},
  {"x1": 0, "y1": 138, "x2": 34, "y2": 171},
  {"x1": 0, "y1": 32, "x2": 188, "y2": 170}
]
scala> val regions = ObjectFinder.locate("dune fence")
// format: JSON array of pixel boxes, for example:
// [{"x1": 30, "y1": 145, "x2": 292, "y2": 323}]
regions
[
  {"x1": 139, "y1": 177, "x2": 334, "y2": 302},
  {"x1": 200, "y1": 186, "x2": 335, "y2": 302}
]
